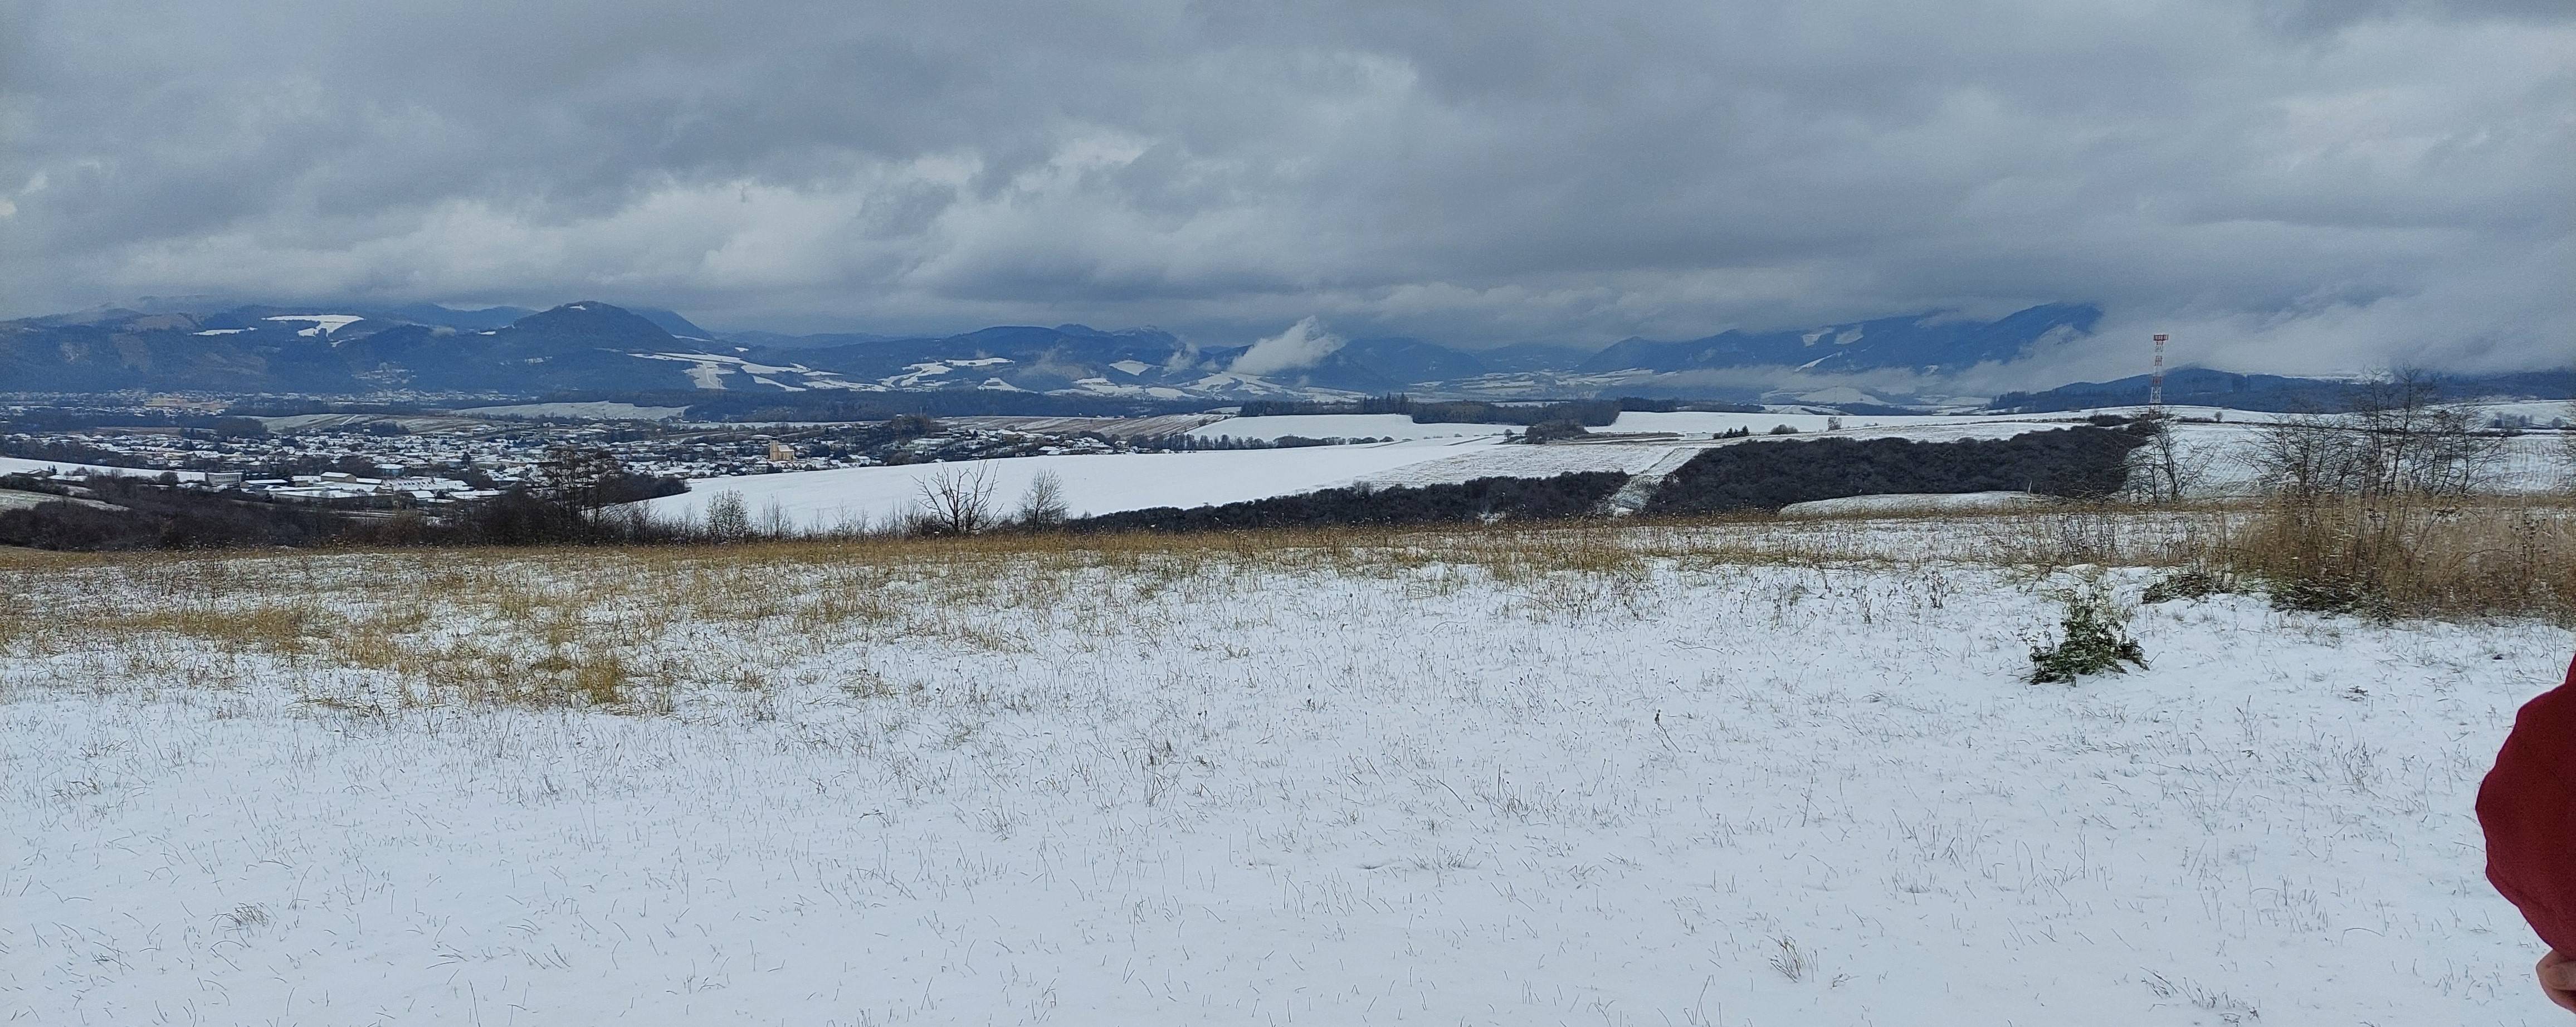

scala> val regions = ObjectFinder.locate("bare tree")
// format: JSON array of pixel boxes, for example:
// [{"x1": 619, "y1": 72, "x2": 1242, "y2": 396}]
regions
[
  {"x1": 1014, "y1": 469, "x2": 1070, "y2": 527},
  {"x1": 757, "y1": 497, "x2": 793, "y2": 537},
  {"x1": 2348, "y1": 370, "x2": 2505, "y2": 498},
  {"x1": 2125, "y1": 410, "x2": 2211, "y2": 504},
  {"x1": 539, "y1": 445, "x2": 623, "y2": 510},
  {"x1": 915, "y1": 463, "x2": 998, "y2": 534},
  {"x1": 2248, "y1": 405, "x2": 2360, "y2": 504}
]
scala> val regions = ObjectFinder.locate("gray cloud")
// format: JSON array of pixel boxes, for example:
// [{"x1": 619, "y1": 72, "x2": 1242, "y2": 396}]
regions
[{"x1": 1, "y1": 0, "x2": 2567, "y2": 381}]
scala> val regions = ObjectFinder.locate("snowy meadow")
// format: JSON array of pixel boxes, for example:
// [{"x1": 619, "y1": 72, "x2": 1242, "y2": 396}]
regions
[{"x1": 7, "y1": 515, "x2": 2570, "y2": 1024}]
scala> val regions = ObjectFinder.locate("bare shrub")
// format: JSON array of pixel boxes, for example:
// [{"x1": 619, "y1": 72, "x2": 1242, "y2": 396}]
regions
[
  {"x1": 2559, "y1": 396, "x2": 2576, "y2": 491},
  {"x1": 2230, "y1": 371, "x2": 2533, "y2": 616},
  {"x1": 2248, "y1": 406, "x2": 2359, "y2": 503},
  {"x1": 704, "y1": 490, "x2": 751, "y2": 541},
  {"x1": 757, "y1": 498, "x2": 794, "y2": 537}
]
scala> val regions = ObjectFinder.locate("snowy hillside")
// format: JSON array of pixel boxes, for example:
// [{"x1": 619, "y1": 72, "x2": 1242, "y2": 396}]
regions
[{"x1": 6, "y1": 522, "x2": 2566, "y2": 1024}]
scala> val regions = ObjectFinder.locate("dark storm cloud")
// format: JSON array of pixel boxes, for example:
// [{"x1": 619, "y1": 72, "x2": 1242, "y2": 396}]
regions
[{"x1": 0, "y1": 0, "x2": 2567, "y2": 379}]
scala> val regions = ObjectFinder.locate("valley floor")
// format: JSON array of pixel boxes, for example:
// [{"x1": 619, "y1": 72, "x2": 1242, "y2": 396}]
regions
[{"x1": 5, "y1": 519, "x2": 2567, "y2": 1024}]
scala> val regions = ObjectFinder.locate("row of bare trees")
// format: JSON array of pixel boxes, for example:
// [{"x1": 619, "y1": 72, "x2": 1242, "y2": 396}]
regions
[
  {"x1": 2247, "y1": 372, "x2": 2514, "y2": 503},
  {"x1": 686, "y1": 465, "x2": 1069, "y2": 542},
  {"x1": 2126, "y1": 370, "x2": 2550, "y2": 505},
  {"x1": 912, "y1": 464, "x2": 1067, "y2": 534}
]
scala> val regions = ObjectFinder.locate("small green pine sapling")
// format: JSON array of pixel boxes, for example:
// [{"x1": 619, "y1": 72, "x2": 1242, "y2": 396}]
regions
[{"x1": 2029, "y1": 583, "x2": 2147, "y2": 684}]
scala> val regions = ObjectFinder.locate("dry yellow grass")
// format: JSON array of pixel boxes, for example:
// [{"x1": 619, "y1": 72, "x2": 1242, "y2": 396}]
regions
[
  {"x1": 6, "y1": 499, "x2": 2567, "y2": 712},
  {"x1": 2203, "y1": 497, "x2": 2576, "y2": 621}
]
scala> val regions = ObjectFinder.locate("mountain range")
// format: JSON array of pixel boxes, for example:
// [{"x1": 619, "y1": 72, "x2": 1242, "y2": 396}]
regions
[{"x1": 0, "y1": 299, "x2": 2157, "y2": 405}]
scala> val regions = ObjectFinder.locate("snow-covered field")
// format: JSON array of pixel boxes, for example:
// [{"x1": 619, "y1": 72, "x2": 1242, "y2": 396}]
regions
[
  {"x1": 7, "y1": 519, "x2": 2569, "y2": 1025},
  {"x1": 639, "y1": 436, "x2": 1503, "y2": 526}
]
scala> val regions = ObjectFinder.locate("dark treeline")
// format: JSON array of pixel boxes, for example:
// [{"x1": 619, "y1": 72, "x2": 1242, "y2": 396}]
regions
[
  {"x1": 1236, "y1": 395, "x2": 1761, "y2": 426},
  {"x1": 3, "y1": 409, "x2": 274, "y2": 435},
  {"x1": 0, "y1": 476, "x2": 354, "y2": 550},
  {"x1": 1068, "y1": 472, "x2": 1629, "y2": 533},
  {"x1": 1643, "y1": 425, "x2": 2151, "y2": 513},
  {"x1": 0, "y1": 470, "x2": 687, "y2": 551}
]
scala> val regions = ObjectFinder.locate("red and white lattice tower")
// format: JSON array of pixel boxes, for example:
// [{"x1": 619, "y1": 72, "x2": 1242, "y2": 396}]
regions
[{"x1": 2148, "y1": 333, "x2": 2169, "y2": 408}]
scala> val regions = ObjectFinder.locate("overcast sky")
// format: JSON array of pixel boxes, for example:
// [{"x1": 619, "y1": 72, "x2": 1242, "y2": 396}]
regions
[{"x1": 1, "y1": 0, "x2": 2567, "y2": 378}]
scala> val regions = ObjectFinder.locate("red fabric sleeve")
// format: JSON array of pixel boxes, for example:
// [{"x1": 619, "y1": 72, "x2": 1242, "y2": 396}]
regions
[{"x1": 2481, "y1": 655, "x2": 2576, "y2": 954}]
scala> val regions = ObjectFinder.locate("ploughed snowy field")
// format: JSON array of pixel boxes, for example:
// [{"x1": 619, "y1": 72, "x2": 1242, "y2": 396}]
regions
[{"x1": 8, "y1": 518, "x2": 2568, "y2": 1025}]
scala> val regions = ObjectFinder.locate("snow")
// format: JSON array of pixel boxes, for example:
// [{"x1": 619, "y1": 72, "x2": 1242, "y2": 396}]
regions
[
  {"x1": 2466, "y1": 400, "x2": 2576, "y2": 425},
  {"x1": 5, "y1": 531, "x2": 2568, "y2": 1024},
  {"x1": 622, "y1": 349, "x2": 740, "y2": 388},
  {"x1": 637, "y1": 437, "x2": 1504, "y2": 528},
  {"x1": 262, "y1": 314, "x2": 364, "y2": 341},
  {"x1": 628, "y1": 352, "x2": 835, "y2": 390},
  {"x1": 1362, "y1": 440, "x2": 1685, "y2": 486},
  {"x1": 192, "y1": 328, "x2": 248, "y2": 335},
  {"x1": 886, "y1": 362, "x2": 957, "y2": 387},
  {"x1": 1109, "y1": 359, "x2": 1153, "y2": 376}
]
